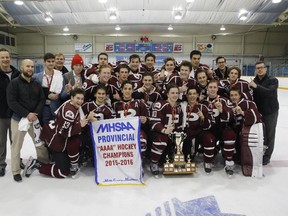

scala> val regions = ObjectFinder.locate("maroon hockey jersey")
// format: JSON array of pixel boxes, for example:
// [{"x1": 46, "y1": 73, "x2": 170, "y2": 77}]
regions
[
  {"x1": 158, "y1": 73, "x2": 182, "y2": 98},
  {"x1": 40, "y1": 101, "x2": 82, "y2": 152},
  {"x1": 178, "y1": 78, "x2": 197, "y2": 101},
  {"x1": 82, "y1": 79, "x2": 117, "y2": 104},
  {"x1": 201, "y1": 96, "x2": 234, "y2": 130},
  {"x1": 150, "y1": 100, "x2": 183, "y2": 133},
  {"x1": 133, "y1": 86, "x2": 162, "y2": 113},
  {"x1": 227, "y1": 98, "x2": 262, "y2": 127},
  {"x1": 219, "y1": 78, "x2": 253, "y2": 101},
  {"x1": 82, "y1": 101, "x2": 114, "y2": 120},
  {"x1": 181, "y1": 101, "x2": 211, "y2": 138},
  {"x1": 112, "y1": 98, "x2": 149, "y2": 119},
  {"x1": 84, "y1": 63, "x2": 115, "y2": 79}
]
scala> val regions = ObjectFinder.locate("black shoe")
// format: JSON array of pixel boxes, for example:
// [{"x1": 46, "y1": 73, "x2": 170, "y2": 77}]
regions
[
  {"x1": 13, "y1": 174, "x2": 22, "y2": 182},
  {"x1": 0, "y1": 168, "x2": 5, "y2": 177},
  {"x1": 20, "y1": 158, "x2": 25, "y2": 170},
  {"x1": 263, "y1": 157, "x2": 270, "y2": 166}
]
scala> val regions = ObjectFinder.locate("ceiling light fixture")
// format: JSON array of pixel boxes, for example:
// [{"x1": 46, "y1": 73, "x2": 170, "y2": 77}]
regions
[
  {"x1": 174, "y1": 11, "x2": 182, "y2": 20},
  {"x1": 220, "y1": 24, "x2": 226, "y2": 31},
  {"x1": 44, "y1": 13, "x2": 52, "y2": 22},
  {"x1": 115, "y1": 25, "x2": 121, "y2": 30},
  {"x1": 239, "y1": 13, "x2": 248, "y2": 21},
  {"x1": 272, "y1": 0, "x2": 282, "y2": 3},
  {"x1": 186, "y1": 0, "x2": 195, "y2": 2},
  {"x1": 14, "y1": 1, "x2": 24, "y2": 5},
  {"x1": 109, "y1": 12, "x2": 117, "y2": 20},
  {"x1": 99, "y1": 0, "x2": 108, "y2": 3},
  {"x1": 63, "y1": 26, "x2": 69, "y2": 32},
  {"x1": 168, "y1": 25, "x2": 173, "y2": 30},
  {"x1": 239, "y1": 10, "x2": 248, "y2": 21}
]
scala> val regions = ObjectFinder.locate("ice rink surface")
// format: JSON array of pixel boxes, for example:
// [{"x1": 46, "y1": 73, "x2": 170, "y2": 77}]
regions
[{"x1": 1, "y1": 86, "x2": 288, "y2": 216}]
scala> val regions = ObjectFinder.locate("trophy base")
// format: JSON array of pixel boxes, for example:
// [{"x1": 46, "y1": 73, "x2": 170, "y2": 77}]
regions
[{"x1": 163, "y1": 161, "x2": 196, "y2": 175}]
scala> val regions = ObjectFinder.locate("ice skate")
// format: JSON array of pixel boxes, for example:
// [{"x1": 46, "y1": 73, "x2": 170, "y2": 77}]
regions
[
  {"x1": 150, "y1": 162, "x2": 160, "y2": 178},
  {"x1": 24, "y1": 156, "x2": 40, "y2": 177},
  {"x1": 204, "y1": 162, "x2": 212, "y2": 175},
  {"x1": 70, "y1": 164, "x2": 80, "y2": 179},
  {"x1": 225, "y1": 160, "x2": 234, "y2": 177}
]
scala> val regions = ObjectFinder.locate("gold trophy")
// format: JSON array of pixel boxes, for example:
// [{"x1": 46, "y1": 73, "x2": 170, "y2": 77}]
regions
[{"x1": 163, "y1": 132, "x2": 196, "y2": 175}]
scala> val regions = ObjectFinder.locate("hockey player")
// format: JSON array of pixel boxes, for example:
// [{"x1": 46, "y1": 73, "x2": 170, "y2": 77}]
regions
[
  {"x1": 195, "y1": 69, "x2": 209, "y2": 102},
  {"x1": 112, "y1": 80, "x2": 149, "y2": 157},
  {"x1": 80, "y1": 84, "x2": 114, "y2": 166},
  {"x1": 181, "y1": 87, "x2": 211, "y2": 160},
  {"x1": 178, "y1": 61, "x2": 196, "y2": 101},
  {"x1": 83, "y1": 52, "x2": 112, "y2": 79},
  {"x1": 142, "y1": 53, "x2": 156, "y2": 73},
  {"x1": 200, "y1": 80, "x2": 236, "y2": 175},
  {"x1": 128, "y1": 54, "x2": 146, "y2": 83},
  {"x1": 228, "y1": 86, "x2": 263, "y2": 173},
  {"x1": 157, "y1": 57, "x2": 181, "y2": 99},
  {"x1": 189, "y1": 50, "x2": 214, "y2": 79},
  {"x1": 149, "y1": 83, "x2": 183, "y2": 175},
  {"x1": 24, "y1": 88, "x2": 90, "y2": 179},
  {"x1": 82, "y1": 84, "x2": 114, "y2": 120},
  {"x1": 82, "y1": 64, "x2": 117, "y2": 105},
  {"x1": 218, "y1": 66, "x2": 253, "y2": 100},
  {"x1": 109, "y1": 63, "x2": 140, "y2": 99},
  {"x1": 133, "y1": 73, "x2": 162, "y2": 114}
]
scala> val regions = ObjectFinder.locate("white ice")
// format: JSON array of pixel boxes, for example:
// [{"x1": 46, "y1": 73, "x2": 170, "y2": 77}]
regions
[{"x1": 1, "y1": 88, "x2": 288, "y2": 216}]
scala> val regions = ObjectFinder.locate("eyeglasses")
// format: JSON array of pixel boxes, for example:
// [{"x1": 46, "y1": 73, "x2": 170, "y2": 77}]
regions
[
  {"x1": 217, "y1": 61, "x2": 225, "y2": 64},
  {"x1": 256, "y1": 66, "x2": 266, "y2": 70}
]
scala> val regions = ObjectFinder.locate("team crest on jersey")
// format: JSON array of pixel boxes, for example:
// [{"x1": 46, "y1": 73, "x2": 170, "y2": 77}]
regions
[
  {"x1": 82, "y1": 82, "x2": 87, "y2": 89},
  {"x1": 154, "y1": 102, "x2": 161, "y2": 109},
  {"x1": 87, "y1": 63, "x2": 93, "y2": 69},
  {"x1": 34, "y1": 122, "x2": 41, "y2": 129},
  {"x1": 65, "y1": 110, "x2": 75, "y2": 119},
  {"x1": 135, "y1": 74, "x2": 141, "y2": 79}
]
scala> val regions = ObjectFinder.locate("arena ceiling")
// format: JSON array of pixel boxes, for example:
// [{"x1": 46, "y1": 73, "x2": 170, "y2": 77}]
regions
[{"x1": 0, "y1": 0, "x2": 288, "y2": 37}]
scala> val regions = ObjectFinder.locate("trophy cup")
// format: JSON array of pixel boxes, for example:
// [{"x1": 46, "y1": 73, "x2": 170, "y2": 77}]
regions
[{"x1": 163, "y1": 132, "x2": 196, "y2": 175}]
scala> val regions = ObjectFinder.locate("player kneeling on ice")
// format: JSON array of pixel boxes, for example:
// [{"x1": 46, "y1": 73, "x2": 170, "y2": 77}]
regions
[{"x1": 24, "y1": 88, "x2": 91, "y2": 178}]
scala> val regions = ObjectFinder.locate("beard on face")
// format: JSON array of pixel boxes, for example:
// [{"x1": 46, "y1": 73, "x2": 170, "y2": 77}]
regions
[{"x1": 22, "y1": 70, "x2": 33, "y2": 78}]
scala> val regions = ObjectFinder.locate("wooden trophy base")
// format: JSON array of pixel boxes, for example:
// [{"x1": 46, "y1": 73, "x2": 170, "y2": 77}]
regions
[{"x1": 163, "y1": 153, "x2": 196, "y2": 175}]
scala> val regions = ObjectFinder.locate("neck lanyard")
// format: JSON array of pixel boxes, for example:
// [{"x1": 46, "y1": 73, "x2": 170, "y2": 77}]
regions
[
  {"x1": 171, "y1": 105, "x2": 177, "y2": 125},
  {"x1": 45, "y1": 71, "x2": 54, "y2": 90},
  {"x1": 122, "y1": 101, "x2": 131, "y2": 116},
  {"x1": 208, "y1": 95, "x2": 219, "y2": 109}
]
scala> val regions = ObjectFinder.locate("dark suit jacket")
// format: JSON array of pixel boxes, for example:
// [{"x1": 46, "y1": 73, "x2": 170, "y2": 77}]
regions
[{"x1": 61, "y1": 70, "x2": 85, "y2": 101}]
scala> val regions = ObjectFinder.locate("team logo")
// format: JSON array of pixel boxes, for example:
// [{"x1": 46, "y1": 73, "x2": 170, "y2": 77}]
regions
[
  {"x1": 82, "y1": 82, "x2": 87, "y2": 89},
  {"x1": 34, "y1": 122, "x2": 41, "y2": 129},
  {"x1": 153, "y1": 102, "x2": 161, "y2": 109},
  {"x1": 65, "y1": 110, "x2": 75, "y2": 119}
]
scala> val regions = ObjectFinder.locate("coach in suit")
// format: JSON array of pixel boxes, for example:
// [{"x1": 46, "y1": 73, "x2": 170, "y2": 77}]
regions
[{"x1": 61, "y1": 54, "x2": 85, "y2": 102}]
